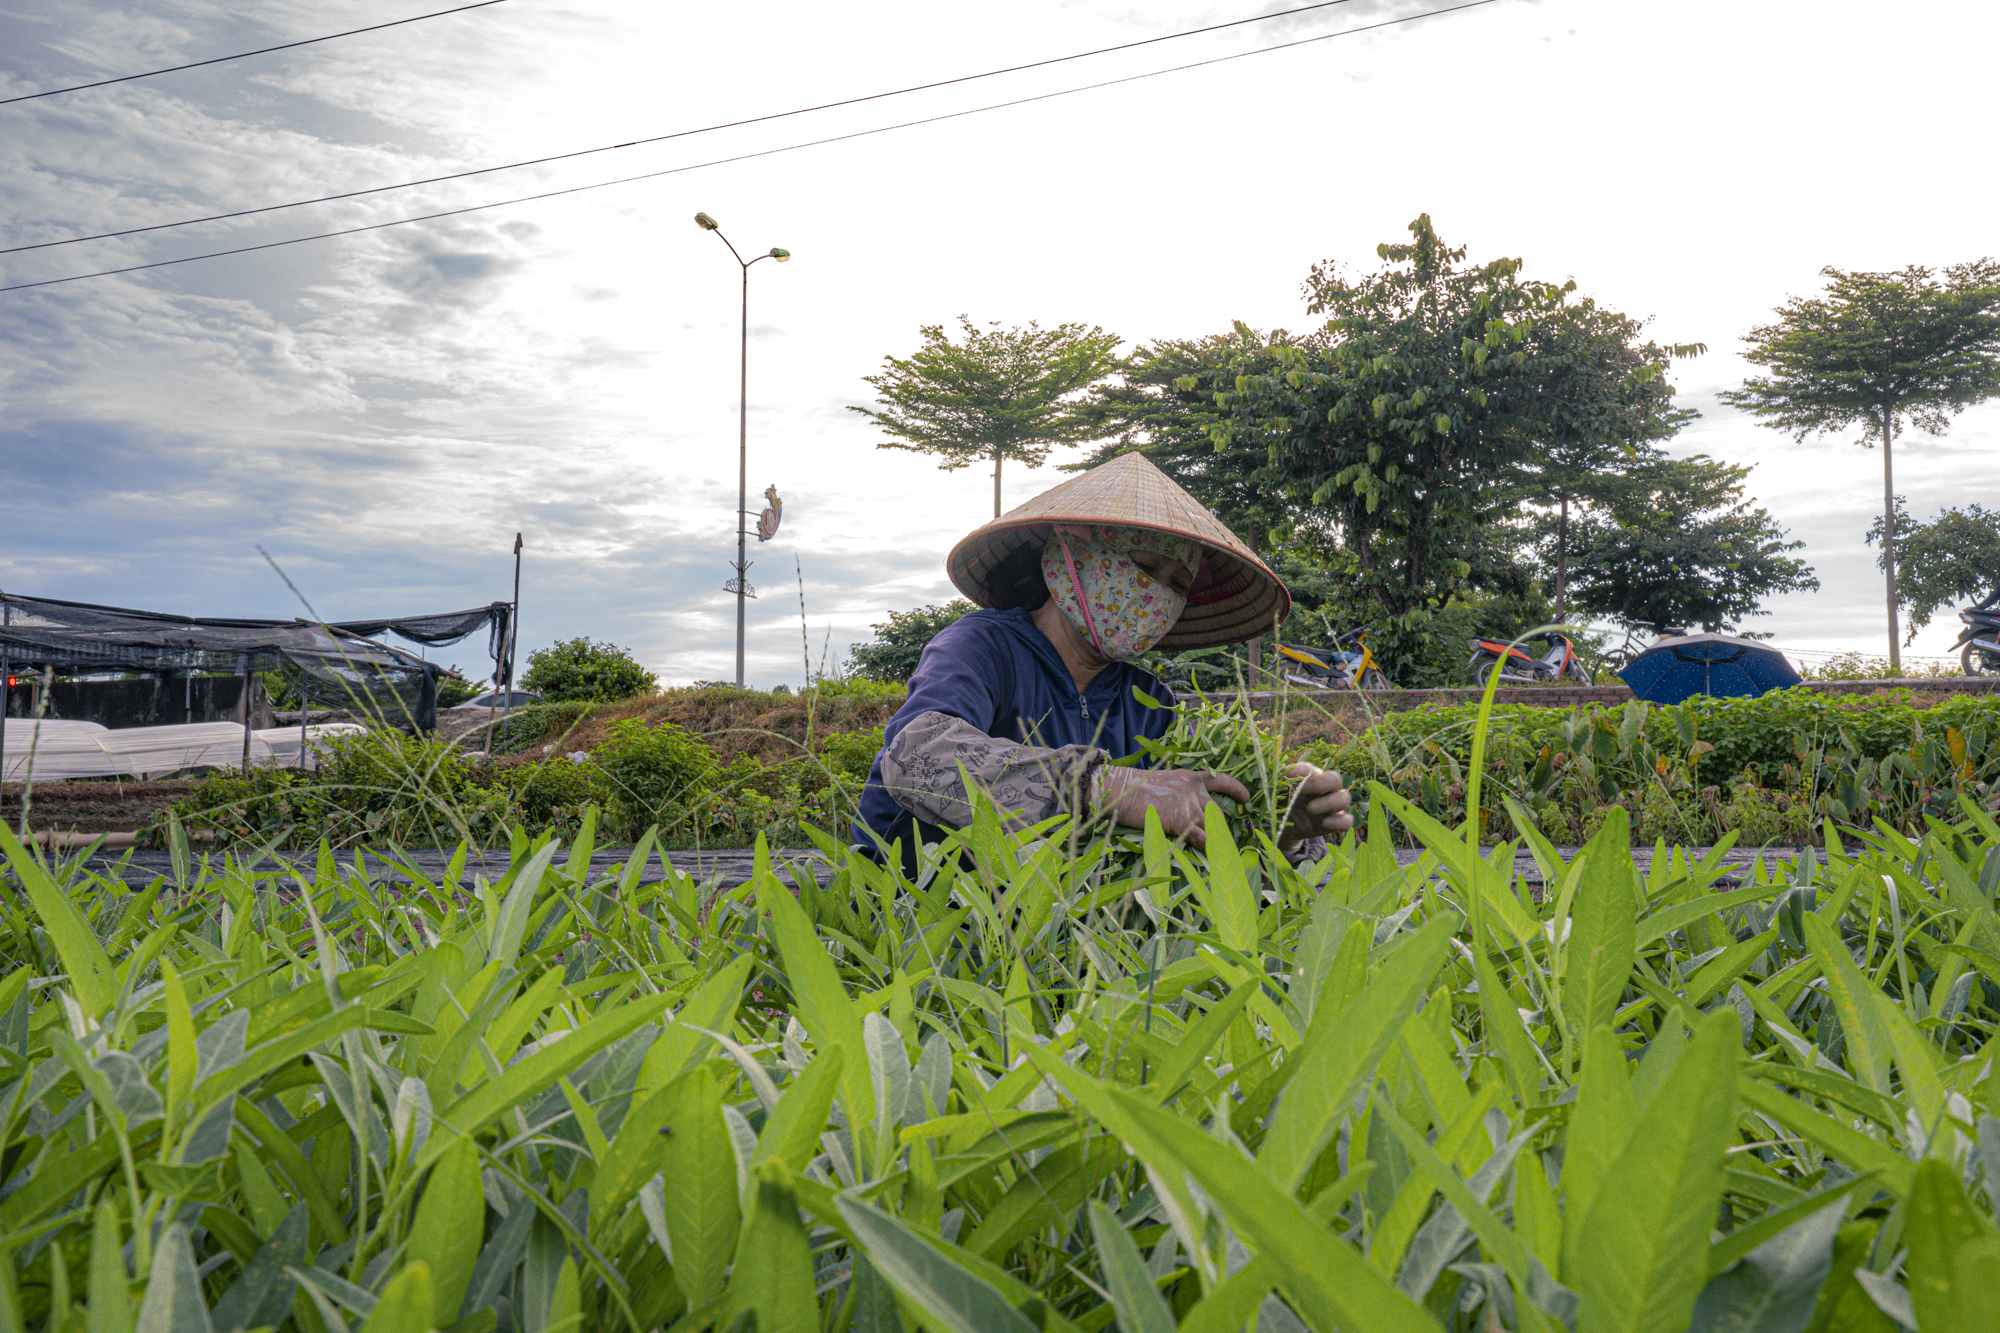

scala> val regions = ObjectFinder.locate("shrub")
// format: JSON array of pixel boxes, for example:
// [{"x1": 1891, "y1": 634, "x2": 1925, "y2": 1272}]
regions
[
  {"x1": 592, "y1": 719, "x2": 716, "y2": 837},
  {"x1": 814, "y1": 725, "x2": 884, "y2": 780},
  {"x1": 521, "y1": 635, "x2": 658, "y2": 702},
  {"x1": 163, "y1": 730, "x2": 518, "y2": 848},
  {"x1": 436, "y1": 666, "x2": 483, "y2": 706},
  {"x1": 493, "y1": 699, "x2": 598, "y2": 754},
  {"x1": 846, "y1": 600, "x2": 975, "y2": 683}
]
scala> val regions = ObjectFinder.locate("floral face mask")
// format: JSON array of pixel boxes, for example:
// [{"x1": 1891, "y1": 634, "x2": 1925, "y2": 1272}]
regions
[{"x1": 1041, "y1": 525, "x2": 1200, "y2": 662}]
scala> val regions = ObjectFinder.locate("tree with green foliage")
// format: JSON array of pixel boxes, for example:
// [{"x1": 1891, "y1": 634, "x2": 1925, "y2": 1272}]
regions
[
  {"x1": 1563, "y1": 456, "x2": 1818, "y2": 633},
  {"x1": 851, "y1": 317, "x2": 1125, "y2": 517},
  {"x1": 1866, "y1": 498, "x2": 2000, "y2": 644},
  {"x1": 1722, "y1": 260, "x2": 2000, "y2": 669},
  {"x1": 1074, "y1": 325, "x2": 1298, "y2": 554},
  {"x1": 1506, "y1": 300, "x2": 1702, "y2": 616},
  {"x1": 846, "y1": 600, "x2": 975, "y2": 683},
  {"x1": 520, "y1": 636, "x2": 657, "y2": 703},
  {"x1": 1202, "y1": 215, "x2": 1679, "y2": 622}
]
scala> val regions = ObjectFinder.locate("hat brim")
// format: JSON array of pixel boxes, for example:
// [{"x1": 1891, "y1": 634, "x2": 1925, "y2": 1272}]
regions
[{"x1": 947, "y1": 519, "x2": 1289, "y2": 650}]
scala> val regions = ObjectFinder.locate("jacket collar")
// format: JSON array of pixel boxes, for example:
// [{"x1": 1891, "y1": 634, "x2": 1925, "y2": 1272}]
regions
[{"x1": 985, "y1": 607, "x2": 1136, "y2": 705}]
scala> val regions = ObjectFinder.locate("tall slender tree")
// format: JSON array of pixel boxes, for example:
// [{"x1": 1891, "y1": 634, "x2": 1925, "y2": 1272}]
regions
[
  {"x1": 1722, "y1": 261, "x2": 2000, "y2": 669},
  {"x1": 851, "y1": 317, "x2": 1124, "y2": 518}
]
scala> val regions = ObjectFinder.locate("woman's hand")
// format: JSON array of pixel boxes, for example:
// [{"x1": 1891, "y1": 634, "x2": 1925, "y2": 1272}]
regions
[
  {"x1": 1280, "y1": 761, "x2": 1354, "y2": 849},
  {"x1": 1097, "y1": 766, "x2": 1251, "y2": 849}
]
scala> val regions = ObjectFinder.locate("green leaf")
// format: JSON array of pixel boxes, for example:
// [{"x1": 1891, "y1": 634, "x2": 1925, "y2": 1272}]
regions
[
  {"x1": 432, "y1": 992, "x2": 671, "y2": 1167},
  {"x1": 751, "y1": 1047, "x2": 845, "y2": 1175},
  {"x1": 1574, "y1": 1010, "x2": 1740, "y2": 1333},
  {"x1": 761, "y1": 855, "x2": 875, "y2": 1142},
  {"x1": 1946, "y1": 1238, "x2": 2000, "y2": 1333},
  {"x1": 963, "y1": 1138, "x2": 1120, "y2": 1260},
  {"x1": 1689, "y1": 1196, "x2": 1842, "y2": 1333},
  {"x1": 409, "y1": 1137, "x2": 483, "y2": 1326},
  {"x1": 0, "y1": 822, "x2": 119, "y2": 1018},
  {"x1": 135, "y1": 1223, "x2": 214, "y2": 1333},
  {"x1": 661, "y1": 1064, "x2": 740, "y2": 1310},
  {"x1": 488, "y1": 840, "x2": 561, "y2": 968},
  {"x1": 1562, "y1": 825, "x2": 1638, "y2": 1044},
  {"x1": 1103, "y1": 1087, "x2": 1442, "y2": 1333},
  {"x1": 1800, "y1": 913, "x2": 1892, "y2": 1096},
  {"x1": 359, "y1": 1262, "x2": 435, "y2": 1333},
  {"x1": 1086, "y1": 1201, "x2": 1175, "y2": 1333},
  {"x1": 1801, "y1": 1222, "x2": 1893, "y2": 1333},
  {"x1": 87, "y1": 1201, "x2": 134, "y2": 1333},
  {"x1": 835, "y1": 1196, "x2": 1039, "y2": 1333},
  {"x1": 642, "y1": 954, "x2": 752, "y2": 1089},
  {"x1": 1561, "y1": 1026, "x2": 1639, "y2": 1281},
  {"x1": 1905, "y1": 1157, "x2": 1999, "y2": 1333},
  {"x1": 209, "y1": 1203, "x2": 307, "y2": 1333},
  {"x1": 1194, "y1": 804, "x2": 1258, "y2": 955},
  {"x1": 1259, "y1": 916, "x2": 1455, "y2": 1192},
  {"x1": 725, "y1": 1163, "x2": 818, "y2": 1333}
]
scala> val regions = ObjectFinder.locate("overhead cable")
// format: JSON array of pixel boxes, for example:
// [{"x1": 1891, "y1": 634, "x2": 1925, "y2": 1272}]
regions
[
  {"x1": 0, "y1": 0, "x2": 1502, "y2": 294},
  {"x1": 0, "y1": 0, "x2": 513, "y2": 106},
  {"x1": 4, "y1": 0, "x2": 1368, "y2": 256}
]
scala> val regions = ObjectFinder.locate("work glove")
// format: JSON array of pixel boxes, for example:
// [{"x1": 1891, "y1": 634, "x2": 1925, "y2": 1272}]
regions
[
  {"x1": 1096, "y1": 766, "x2": 1252, "y2": 849},
  {"x1": 1279, "y1": 761, "x2": 1354, "y2": 850}
]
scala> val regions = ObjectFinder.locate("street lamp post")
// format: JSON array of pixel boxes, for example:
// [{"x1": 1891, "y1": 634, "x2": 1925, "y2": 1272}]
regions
[{"x1": 694, "y1": 211, "x2": 790, "y2": 689}]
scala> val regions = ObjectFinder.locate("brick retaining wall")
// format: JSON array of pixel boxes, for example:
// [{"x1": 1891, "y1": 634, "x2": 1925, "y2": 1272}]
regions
[{"x1": 1251, "y1": 675, "x2": 2000, "y2": 718}]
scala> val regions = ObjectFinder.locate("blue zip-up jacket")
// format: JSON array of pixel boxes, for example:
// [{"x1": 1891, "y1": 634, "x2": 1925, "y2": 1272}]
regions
[{"x1": 853, "y1": 608, "x2": 1176, "y2": 861}]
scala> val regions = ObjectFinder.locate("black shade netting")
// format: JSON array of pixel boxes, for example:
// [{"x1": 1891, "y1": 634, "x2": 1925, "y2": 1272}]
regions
[{"x1": 0, "y1": 593, "x2": 514, "y2": 732}]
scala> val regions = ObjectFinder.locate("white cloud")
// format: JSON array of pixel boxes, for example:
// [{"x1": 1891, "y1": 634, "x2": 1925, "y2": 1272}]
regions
[{"x1": 3, "y1": 0, "x2": 1997, "y2": 685}]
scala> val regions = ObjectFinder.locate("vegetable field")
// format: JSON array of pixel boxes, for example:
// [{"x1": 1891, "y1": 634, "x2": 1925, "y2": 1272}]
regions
[{"x1": 4, "y1": 776, "x2": 2000, "y2": 1333}]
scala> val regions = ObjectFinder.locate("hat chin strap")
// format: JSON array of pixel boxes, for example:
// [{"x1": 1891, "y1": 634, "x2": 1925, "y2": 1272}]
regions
[{"x1": 1055, "y1": 532, "x2": 1111, "y2": 661}]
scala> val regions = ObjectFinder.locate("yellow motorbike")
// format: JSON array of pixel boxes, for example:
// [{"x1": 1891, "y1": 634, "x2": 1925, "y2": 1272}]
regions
[{"x1": 1275, "y1": 630, "x2": 1391, "y2": 690}]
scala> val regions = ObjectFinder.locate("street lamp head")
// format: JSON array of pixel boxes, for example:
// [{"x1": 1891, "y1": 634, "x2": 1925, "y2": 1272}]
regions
[
  {"x1": 694, "y1": 212, "x2": 719, "y2": 231},
  {"x1": 770, "y1": 247, "x2": 791, "y2": 262}
]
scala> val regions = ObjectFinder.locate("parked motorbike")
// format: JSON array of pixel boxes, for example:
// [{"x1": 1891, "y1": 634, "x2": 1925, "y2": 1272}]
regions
[
  {"x1": 1957, "y1": 600, "x2": 2000, "y2": 675},
  {"x1": 1466, "y1": 630, "x2": 1593, "y2": 687},
  {"x1": 1276, "y1": 630, "x2": 1391, "y2": 690}
]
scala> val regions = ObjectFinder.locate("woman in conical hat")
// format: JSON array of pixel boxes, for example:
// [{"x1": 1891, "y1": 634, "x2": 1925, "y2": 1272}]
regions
[{"x1": 853, "y1": 453, "x2": 1353, "y2": 868}]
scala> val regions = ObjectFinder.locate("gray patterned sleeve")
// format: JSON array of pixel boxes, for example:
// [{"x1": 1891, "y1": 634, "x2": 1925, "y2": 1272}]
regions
[{"x1": 878, "y1": 711, "x2": 1104, "y2": 831}]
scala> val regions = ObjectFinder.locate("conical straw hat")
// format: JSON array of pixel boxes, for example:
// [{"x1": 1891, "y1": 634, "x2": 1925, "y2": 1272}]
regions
[{"x1": 946, "y1": 452, "x2": 1291, "y2": 649}]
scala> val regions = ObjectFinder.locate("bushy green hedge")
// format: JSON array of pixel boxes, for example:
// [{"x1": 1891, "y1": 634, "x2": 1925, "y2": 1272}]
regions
[{"x1": 1316, "y1": 688, "x2": 2000, "y2": 846}]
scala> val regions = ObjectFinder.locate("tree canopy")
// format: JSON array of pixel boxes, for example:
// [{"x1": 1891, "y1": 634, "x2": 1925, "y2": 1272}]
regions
[
  {"x1": 1721, "y1": 260, "x2": 2000, "y2": 666},
  {"x1": 1866, "y1": 499, "x2": 2000, "y2": 643},
  {"x1": 1128, "y1": 216, "x2": 1708, "y2": 626},
  {"x1": 846, "y1": 600, "x2": 975, "y2": 684},
  {"x1": 850, "y1": 318, "x2": 1124, "y2": 517},
  {"x1": 1564, "y1": 456, "x2": 1819, "y2": 634},
  {"x1": 1073, "y1": 325, "x2": 1295, "y2": 554}
]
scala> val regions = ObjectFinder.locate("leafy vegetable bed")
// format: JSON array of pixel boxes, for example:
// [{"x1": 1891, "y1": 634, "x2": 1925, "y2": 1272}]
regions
[{"x1": 5, "y1": 768, "x2": 2000, "y2": 1333}]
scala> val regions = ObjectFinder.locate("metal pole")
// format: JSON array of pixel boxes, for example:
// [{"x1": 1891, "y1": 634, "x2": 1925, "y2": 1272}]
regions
[
  {"x1": 240, "y1": 653, "x2": 253, "y2": 770},
  {"x1": 735, "y1": 261, "x2": 749, "y2": 688},
  {"x1": 1, "y1": 601, "x2": 10, "y2": 787},
  {"x1": 505, "y1": 533, "x2": 522, "y2": 728}
]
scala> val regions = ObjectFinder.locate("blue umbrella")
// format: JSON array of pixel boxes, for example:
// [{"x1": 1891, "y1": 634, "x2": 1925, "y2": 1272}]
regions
[{"x1": 1617, "y1": 633, "x2": 1802, "y2": 705}]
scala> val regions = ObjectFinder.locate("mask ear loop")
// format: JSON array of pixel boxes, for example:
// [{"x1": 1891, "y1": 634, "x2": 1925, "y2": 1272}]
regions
[{"x1": 1055, "y1": 531, "x2": 1109, "y2": 660}]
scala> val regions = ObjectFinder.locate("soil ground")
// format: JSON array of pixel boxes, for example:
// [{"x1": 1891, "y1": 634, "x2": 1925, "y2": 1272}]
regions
[{"x1": 2, "y1": 780, "x2": 200, "y2": 835}]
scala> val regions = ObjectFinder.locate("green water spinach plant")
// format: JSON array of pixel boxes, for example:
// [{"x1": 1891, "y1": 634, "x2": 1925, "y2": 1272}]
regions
[{"x1": 2, "y1": 778, "x2": 2000, "y2": 1332}]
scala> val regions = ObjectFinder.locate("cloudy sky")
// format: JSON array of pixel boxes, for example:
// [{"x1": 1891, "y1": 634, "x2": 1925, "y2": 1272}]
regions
[{"x1": 2, "y1": 0, "x2": 1994, "y2": 687}]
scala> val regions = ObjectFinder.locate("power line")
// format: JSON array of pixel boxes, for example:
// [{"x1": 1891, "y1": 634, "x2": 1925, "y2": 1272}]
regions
[
  {"x1": 0, "y1": 0, "x2": 1502, "y2": 295},
  {"x1": 5, "y1": 0, "x2": 1367, "y2": 257},
  {"x1": 0, "y1": 0, "x2": 513, "y2": 107}
]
